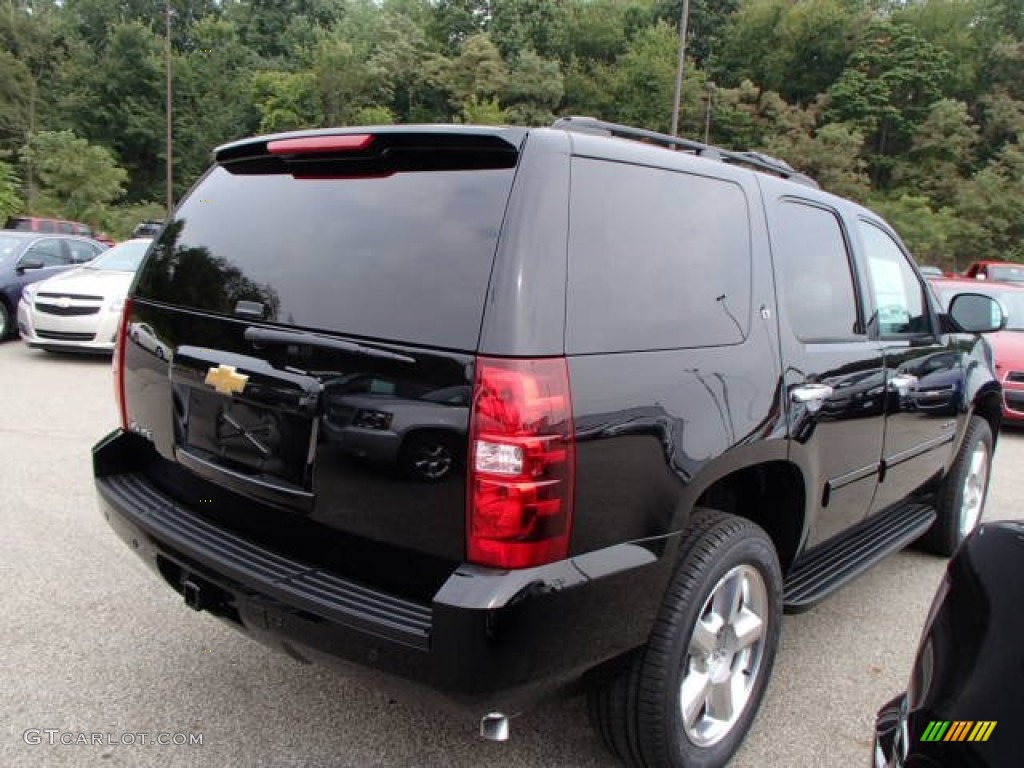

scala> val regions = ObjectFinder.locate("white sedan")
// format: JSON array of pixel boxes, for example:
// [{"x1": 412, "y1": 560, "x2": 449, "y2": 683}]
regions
[{"x1": 17, "y1": 238, "x2": 152, "y2": 353}]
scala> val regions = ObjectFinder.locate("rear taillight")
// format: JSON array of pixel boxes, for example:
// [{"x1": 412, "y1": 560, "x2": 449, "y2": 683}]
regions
[
  {"x1": 467, "y1": 357, "x2": 575, "y2": 569},
  {"x1": 113, "y1": 297, "x2": 132, "y2": 430}
]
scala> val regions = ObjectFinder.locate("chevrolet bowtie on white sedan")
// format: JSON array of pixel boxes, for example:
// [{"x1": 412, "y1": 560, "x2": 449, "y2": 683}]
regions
[{"x1": 18, "y1": 238, "x2": 152, "y2": 353}]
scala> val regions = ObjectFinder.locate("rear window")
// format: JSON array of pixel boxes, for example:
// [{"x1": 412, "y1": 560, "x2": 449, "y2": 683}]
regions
[
  {"x1": 567, "y1": 158, "x2": 752, "y2": 353},
  {"x1": 134, "y1": 164, "x2": 516, "y2": 350}
]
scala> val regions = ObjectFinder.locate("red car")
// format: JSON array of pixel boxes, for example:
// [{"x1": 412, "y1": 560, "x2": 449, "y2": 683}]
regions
[
  {"x1": 962, "y1": 259, "x2": 1024, "y2": 283},
  {"x1": 931, "y1": 276, "x2": 1024, "y2": 423},
  {"x1": 4, "y1": 215, "x2": 115, "y2": 247}
]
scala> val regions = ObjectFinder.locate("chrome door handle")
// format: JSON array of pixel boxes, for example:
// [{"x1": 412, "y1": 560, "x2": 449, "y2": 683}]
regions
[{"x1": 791, "y1": 383, "x2": 834, "y2": 404}]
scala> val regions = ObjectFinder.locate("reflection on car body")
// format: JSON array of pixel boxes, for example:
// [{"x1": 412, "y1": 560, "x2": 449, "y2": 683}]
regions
[{"x1": 321, "y1": 374, "x2": 469, "y2": 481}]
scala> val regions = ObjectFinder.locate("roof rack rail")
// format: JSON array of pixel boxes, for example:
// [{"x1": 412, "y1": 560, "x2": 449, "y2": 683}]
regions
[{"x1": 551, "y1": 116, "x2": 819, "y2": 189}]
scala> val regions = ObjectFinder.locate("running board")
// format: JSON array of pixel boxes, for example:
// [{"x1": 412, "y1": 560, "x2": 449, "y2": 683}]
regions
[{"x1": 783, "y1": 503, "x2": 936, "y2": 613}]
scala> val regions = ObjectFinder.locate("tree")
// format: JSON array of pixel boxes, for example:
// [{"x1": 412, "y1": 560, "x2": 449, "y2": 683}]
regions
[
  {"x1": 21, "y1": 131, "x2": 127, "y2": 221},
  {"x1": 826, "y1": 21, "x2": 951, "y2": 186},
  {"x1": 608, "y1": 21, "x2": 684, "y2": 134},
  {"x1": 444, "y1": 33, "x2": 508, "y2": 119},
  {"x1": 55, "y1": 21, "x2": 165, "y2": 202},
  {"x1": 892, "y1": 99, "x2": 978, "y2": 208},
  {"x1": 173, "y1": 18, "x2": 259, "y2": 196},
  {"x1": 0, "y1": 158, "x2": 21, "y2": 222},
  {"x1": 489, "y1": 0, "x2": 570, "y2": 62},
  {"x1": 954, "y1": 140, "x2": 1024, "y2": 262},
  {"x1": 250, "y1": 71, "x2": 321, "y2": 133},
  {"x1": 714, "y1": 0, "x2": 868, "y2": 106},
  {"x1": 503, "y1": 48, "x2": 563, "y2": 125}
]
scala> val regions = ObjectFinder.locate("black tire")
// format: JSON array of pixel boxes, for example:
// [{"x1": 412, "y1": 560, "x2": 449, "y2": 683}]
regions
[
  {"x1": 398, "y1": 431, "x2": 460, "y2": 482},
  {"x1": 917, "y1": 415, "x2": 993, "y2": 557},
  {"x1": 0, "y1": 300, "x2": 11, "y2": 341},
  {"x1": 588, "y1": 509, "x2": 783, "y2": 768}
]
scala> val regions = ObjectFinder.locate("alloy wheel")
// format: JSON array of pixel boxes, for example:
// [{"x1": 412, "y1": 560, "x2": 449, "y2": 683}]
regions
[{"x1": 679, "y1": 564, "x2": 768, "y2": 748}]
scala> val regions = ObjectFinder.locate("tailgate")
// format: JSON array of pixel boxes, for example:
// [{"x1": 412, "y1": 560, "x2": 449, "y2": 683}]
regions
[{"x1": 121, "y1": 128, "x2": 521, "y2": 592}]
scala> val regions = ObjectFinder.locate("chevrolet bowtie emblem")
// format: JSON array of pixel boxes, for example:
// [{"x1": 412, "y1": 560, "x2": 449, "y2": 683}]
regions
[{"x1": 204, "y1": 364, "x2": 248, "y2": 396}]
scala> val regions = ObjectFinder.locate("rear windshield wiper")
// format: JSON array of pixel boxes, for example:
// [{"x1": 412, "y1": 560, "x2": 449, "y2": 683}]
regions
[{"x1": 244, "y1": 326, "x2": 415, "y2": 364}]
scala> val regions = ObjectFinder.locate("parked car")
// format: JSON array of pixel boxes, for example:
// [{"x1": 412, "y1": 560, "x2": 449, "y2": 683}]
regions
[
  {"x1": 131, "y1": 220, "x2": 164, "y2": 239},
  {"x1": 17, "y1": 238, "x2": 152, "y2": 353},
  {"x1": 962, "y1": 260, "x2": 1024, "y2": 283},
  {"x1": 0, "y1": 231, "x2": 107, "y2": 340},
  {"x1": 92, "y1": 118, "x2": 1005, "y2": 768},
  {"x1": 931, "y1": 277, "x2": 1024, "y2": 425},
  {"x1": 873, "y1": 520, "x2": 1023, "y2": 768},
  {"x1": 5, "y1": 215, "x2": 115, "y2": 247}
]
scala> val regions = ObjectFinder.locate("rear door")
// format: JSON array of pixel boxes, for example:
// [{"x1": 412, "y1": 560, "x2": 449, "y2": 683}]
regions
[
  {"x1": 766, "y1": 193, "x2": 886, "y2": 548},
  {"x1": 125, "y1": 129, "x2": 524, "y2": 591}
]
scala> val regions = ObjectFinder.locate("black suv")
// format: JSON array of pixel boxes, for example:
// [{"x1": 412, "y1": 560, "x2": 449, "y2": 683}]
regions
[{"x1": 92, "y1": 118, "x2": 1005, "y2": 768}]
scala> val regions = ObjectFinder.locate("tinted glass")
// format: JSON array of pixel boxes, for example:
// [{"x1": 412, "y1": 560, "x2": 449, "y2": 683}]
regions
[
  {"x1": 859, "y1": 221, "x2": 930, "y2": 336},
  {"x1": 5, "y1": 217, "x2": 31, "y2": 231},
  {"x1": 87, "y1": 239, "x2": 149, "y2": 271},
  {"x1": 774, "y1": 202, "x2": 860, "y2": 342},
  {"x1": 567, "y1": 158, "x2": 752, "y2": 353},
  {"x1": 66, "y1": 240, "x2": 103, "y2": 264},
  {"x1": 134, "y1": 165, "x2": 515, "y2": 351},
  {"x1": 23, "y1": 239, "x2": 68, "y2": 267}
]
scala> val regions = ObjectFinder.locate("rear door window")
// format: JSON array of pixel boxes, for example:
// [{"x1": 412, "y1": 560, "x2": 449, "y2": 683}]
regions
[
  {"x1": 773, "y1": 201, "x2": 862, "y2": 342},
  {"x1": 134, "y1": 165, "x2": 516, "y2": 351},
  {"x1": 566, "y1": 158, "x2": 753, "y2": 353}
]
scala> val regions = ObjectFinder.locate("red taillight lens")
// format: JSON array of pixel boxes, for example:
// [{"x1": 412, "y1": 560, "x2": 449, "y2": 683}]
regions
[
  {"x1": 113, "y1": 297, "x2": 132, "y2": 430},
  {"x1": 467, "y1": 357, "x2": 576, "y2": 569}
]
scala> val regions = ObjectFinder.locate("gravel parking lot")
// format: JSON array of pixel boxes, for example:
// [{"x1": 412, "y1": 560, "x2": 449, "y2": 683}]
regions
[{"x1": 3, "y1": 340, "x2": 1022, "y2": 768}]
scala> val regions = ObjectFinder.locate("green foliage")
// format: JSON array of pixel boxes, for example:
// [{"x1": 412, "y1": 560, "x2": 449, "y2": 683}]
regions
[
  {"x1": 3, "y1": 0, "x2": 1022, "y2": 267},
  {"x1": 98, "y1": 200, "x2": 167, "y2": 241},
  {"x1": 22, "y1": 131, "x2": 127, "y2": 221},
  {"x1": 867, "y1": 193, "x2": 963, "y2": 270},
  {"x1": 251, "y1": 71, "x2": 321, "y2": 133},
  {"x1": 826, "y1": 21, "x2": 952, "y2": 185},
  {"x1": 0, "y1": 158, "x2": 21, "y2": 222},
  {"x1": 608, "y1": 21, "x2": 681, "y2": 133},
  {"x1": 459, "y1": 95, "x2": 507, "y2": 124},
  {"x1": 504, "y1": 48, "x2": 564, "y2": 125}
]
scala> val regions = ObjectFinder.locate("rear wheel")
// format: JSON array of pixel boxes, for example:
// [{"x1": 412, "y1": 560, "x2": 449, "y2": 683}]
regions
[
  {"x1": 588, "y1": 510, "x2": 782, "y2": 768},
  {"x1": 918, "y1": 415, "x2": 993, "y2": 556}
]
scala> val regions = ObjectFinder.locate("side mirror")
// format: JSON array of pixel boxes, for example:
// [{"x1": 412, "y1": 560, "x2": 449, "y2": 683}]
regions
[
  {"x1": 948, "y1": 293, "x2": 1006, "y2": 333},
  {"x1": 15, "y1": 258, "x2": 45, "y2": 273}
]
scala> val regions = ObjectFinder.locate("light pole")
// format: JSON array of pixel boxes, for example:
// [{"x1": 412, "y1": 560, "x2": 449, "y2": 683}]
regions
[
  {"x1": 165, "y1": 0, "x2": 174, "y2": 215},
  {"x1": 669, "y1": 0, "x2": 691, "y2": 137},
  {"x1": 704, "y1": 81, "x2": 715, "y2": 144}
]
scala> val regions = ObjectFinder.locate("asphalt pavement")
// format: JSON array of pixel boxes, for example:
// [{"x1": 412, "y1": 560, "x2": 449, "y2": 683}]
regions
[{"x1": 2, "y1": 340, "x2": 1022, "y2": 767}]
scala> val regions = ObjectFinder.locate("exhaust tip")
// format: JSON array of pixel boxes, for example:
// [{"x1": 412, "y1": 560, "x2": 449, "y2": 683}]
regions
[{"x1": 480, "y1": 713, "x2": 510, "y2": 741}]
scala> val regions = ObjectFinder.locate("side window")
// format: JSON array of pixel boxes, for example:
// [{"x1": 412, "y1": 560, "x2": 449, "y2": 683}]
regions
[
  {"x1": 22, "y1": 239, "x2": 69, "y2": 267},
  {"x1": 57, "y1": 221, "x2": 74, "y2": 234},
  {"x1": 67, "y1": 240, "x2": 102, "y2": 263},
  {"x1": 38, "y1": 220, "x2": 57, "y2": 233},
  {"x1": 774, "y1": 201, "x2": 861, "y2": 342},
  {"x1": 567, "y1": 158, "x2": 752, "y2": 353},
  {"x1": 859, "y1": 221, "x2": 930, "y2": 337}
]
